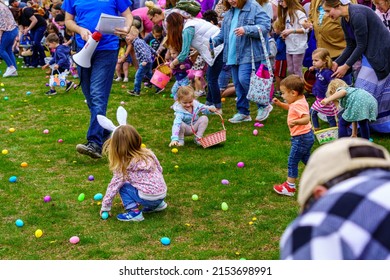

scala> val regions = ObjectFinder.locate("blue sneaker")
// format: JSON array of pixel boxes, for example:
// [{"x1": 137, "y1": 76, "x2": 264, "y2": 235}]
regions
[
  {"x1": 117, "y1": 210, "x2": 144, "y2": 222},
  {"x1": 142, "y1": 201, "x2": 167, "y2": 213}
]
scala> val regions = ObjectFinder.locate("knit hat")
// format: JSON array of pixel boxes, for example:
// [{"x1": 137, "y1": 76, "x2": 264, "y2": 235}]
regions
[{"x1": 298, "y1": 138, "x2": 390, "y2": 211}]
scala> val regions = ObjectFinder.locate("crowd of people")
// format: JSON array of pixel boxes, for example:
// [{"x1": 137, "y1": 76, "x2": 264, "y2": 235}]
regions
[{"x1": 1, "y1": 0, "x2": 390, "y2": 259}]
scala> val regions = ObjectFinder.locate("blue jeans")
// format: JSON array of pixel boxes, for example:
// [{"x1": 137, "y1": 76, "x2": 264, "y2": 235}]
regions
[
  {"x1": 288, "y1": 131, "x2": 314, "y2": 178},
  {"x1": 218, "y1": 64, "x2": 231, "y2": 90},
  {"x1": 206, "y1": 52, "x2": 223, "y2": 109},
  {"x1": 338, "y1": 110, "x2": 370, "y2": 139},
  {"x1": 134, "y1": 62, "x2": 153, "y2": 92},
  {"x1": 0, "y1": 27, "x2": 18, "y2": 68},
  {"x1": 77, "y1": 49, "x2": 118, "y2": 148},
  {"x1": 231, "y1": 62, "x2": 268, "y2": 116},
  {"x1": 30, "y1": 25, "x2": 46, "y2": 67},
  {"x1": 310, "y1": 108, "x2": 337, "y2": 128},
  {"x1": 119, "y1": 182, "x2": 165, "y2": 210}
]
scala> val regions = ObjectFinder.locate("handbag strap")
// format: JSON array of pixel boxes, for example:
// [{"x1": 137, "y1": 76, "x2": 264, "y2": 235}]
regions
[{"x1": 250, "y1": 28, "x2": 274, "y2": 78}]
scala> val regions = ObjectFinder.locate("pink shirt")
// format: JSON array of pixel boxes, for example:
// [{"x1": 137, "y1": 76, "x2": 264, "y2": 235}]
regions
[
  {"x1": 287, "y1": 97, "x2": 312, "y2": 136},
  {"x1": 132, "y1": 7, "x2": 155, "y2": 35}
]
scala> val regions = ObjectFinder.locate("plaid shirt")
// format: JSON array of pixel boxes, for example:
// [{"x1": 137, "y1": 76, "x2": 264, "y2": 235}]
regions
[
  {"x1": 132, "y1": 37, "x2": 154, "y2": 64},
  {"x1": 280, "y1": 169, "x2": 390, "y2": 259}
]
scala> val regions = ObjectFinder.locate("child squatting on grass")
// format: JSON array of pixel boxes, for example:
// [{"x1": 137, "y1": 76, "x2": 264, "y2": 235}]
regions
[
  {"x1": 321, "y1": 79, "x2": 378, "y2": 140},
  {"x1": 169, "y1": 86, "x2": 217, "y2": 147},
  {"x1": 272, "y1": 75, "x2": 315, "y2": 197},
  {"x1": 97, "y1": 107, "x2": 167, "y2": 222}
]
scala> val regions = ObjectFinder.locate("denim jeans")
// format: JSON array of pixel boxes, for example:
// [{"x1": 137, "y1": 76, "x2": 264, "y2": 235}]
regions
[
  {"x1": 310, "y1": 108, "x2": 337, "y2": 128},
  {"x1": 119, "y1": 182, "x2": 165, "y2": 210},
  {"x1": 231, "y1": 61, "x2": 267, "y2": 116},
  {"x1": 206, "y1": 52, "x2": 223, "y2": 109},
  {"x1": 77, "y1": 49, "x2": 117, "y2": 148},
  {"x1": 30, "y1": 25, "x2": 46, "y2": 67},
  {"x1": 288, "y1": 131, "x2": 314, "y2": 178},
  {"x1": 134, "y1": 62, "x2": 153, "y2": 92},
  {"x1": 218, "y1": 64, "x2": 232, "y2": 90},
  {"x1": 0, "y1": 27, "x2": 18, "y2": 68},
  {"x1": 338, "y1": 110, "x2": 370, "y2": 139}
]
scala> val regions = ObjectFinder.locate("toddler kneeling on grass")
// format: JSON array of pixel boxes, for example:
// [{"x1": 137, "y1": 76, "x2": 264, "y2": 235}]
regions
[{"x1": 98, "y1": 107, "x2": 167, "y2": 222}]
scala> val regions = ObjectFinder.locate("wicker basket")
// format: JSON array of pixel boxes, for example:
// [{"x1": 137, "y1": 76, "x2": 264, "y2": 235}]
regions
[
  {"x1": 314, "y1": 127, "x2": 338, "y2": 145},
  {"x1": 191, "y1": 112, "x2": 226, "y2": 148}
]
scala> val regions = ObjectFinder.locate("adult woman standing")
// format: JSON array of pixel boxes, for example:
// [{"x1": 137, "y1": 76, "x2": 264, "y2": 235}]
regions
[
  {"x1": 323, "y1": 0, "x2": 390, "y2": 133},
  {"x1": 0, "y1": 0, "x2": 18, "y2": 77},
  {"x1": 213, "y1": 0, "x2": 271, "y2": 123},
  {"x1": 166, "y1": 12, "x2": 224, "y2": 112},
  {"x1": 62, "y1": 0, "x2": 133, "y2": 159}
]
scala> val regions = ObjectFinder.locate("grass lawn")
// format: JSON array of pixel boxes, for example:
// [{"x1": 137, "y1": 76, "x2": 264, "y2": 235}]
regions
[{"x1": 0, "y1": 60, "x2": 389, "y2": 260}]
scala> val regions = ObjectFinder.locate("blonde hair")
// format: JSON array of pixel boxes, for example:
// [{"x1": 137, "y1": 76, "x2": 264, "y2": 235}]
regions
[
  {"x1": 146, "y1": 1, "x2": 163, "y2": 16},
  {"x1": 102, "y1": 125, "x2": 155, "y2": 181},
  {"x1": 129, "y1": 26, "x2": 139, "y2": 37},
  {"x1": 312, "y1": 48, "x2": 333, "y2": 69},
  {"x1": 326, "y1": 78, "x2": 348, "y2": 98},
  {"x1": 176, "y1": 86, "x2": 195, "y2": 102}
]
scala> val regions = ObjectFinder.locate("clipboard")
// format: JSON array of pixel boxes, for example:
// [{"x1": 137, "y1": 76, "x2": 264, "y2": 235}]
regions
[{"x1": 95, "y1": 13, "x2": 126, "y2": 35}]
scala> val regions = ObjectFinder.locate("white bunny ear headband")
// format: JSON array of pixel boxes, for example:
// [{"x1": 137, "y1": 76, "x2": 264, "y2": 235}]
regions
[{"x1": 97, "y1": 106, "x2": 128, "y2": 135}]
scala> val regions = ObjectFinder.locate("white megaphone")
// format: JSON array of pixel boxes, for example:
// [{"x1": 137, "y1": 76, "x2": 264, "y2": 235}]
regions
[{"x1": 72, "y1": 31, "x2": 102, "y2": 68}]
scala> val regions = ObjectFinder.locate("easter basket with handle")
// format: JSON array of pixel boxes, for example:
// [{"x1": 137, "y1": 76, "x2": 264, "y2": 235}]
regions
[
  {"x1": 150, "y1": 55, "x2": 172, "y2": 89},
  {"x1": 191, "y1": 111, "x2": 226, "y2": 148},
  {"x1": 311, "y1": 110, "x2": 339, "y2": 145}
]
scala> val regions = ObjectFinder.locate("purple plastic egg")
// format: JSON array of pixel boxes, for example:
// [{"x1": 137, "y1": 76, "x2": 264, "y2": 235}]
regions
[
  {"x1": 88, "y1": 175, "x2": 94, "y2": 181},
  {"x1": 221, "y1": 179, "x2": 229, "y2": 185},
  {"x1": 43, "y1": 195, "x2": 51, "y2": 202}
]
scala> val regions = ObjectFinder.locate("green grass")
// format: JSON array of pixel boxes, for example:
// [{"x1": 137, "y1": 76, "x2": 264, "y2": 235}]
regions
[{"x1": 0, "y1": 60, "x2": 389, "y2": 260}]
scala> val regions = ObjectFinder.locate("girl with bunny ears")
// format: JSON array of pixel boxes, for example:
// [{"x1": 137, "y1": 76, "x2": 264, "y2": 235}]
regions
[{"x1": 97, "y1": 106, "x2": 168, "y2": 222}]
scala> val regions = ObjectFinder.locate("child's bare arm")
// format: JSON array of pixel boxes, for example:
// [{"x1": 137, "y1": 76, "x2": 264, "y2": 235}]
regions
[
  {"x1": 322, "y1": 89, "x2": 347, "y2": 105},
  {"x1": 272, "y1": 97, "x2": 289, "y2": 110},
  {"x1": 289, "y1": 114, "x2": 310, "y2": 128}
]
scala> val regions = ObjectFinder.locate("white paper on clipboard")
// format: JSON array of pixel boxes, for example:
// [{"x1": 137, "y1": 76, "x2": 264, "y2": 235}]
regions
[{"x1": 95, "y1": 13, "x2": 126, "y2": 35}]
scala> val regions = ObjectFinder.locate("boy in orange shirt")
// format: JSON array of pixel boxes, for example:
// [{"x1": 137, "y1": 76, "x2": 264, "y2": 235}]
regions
[{"x1": 272, "y1": 75, "x2": 315, "y2": 196}]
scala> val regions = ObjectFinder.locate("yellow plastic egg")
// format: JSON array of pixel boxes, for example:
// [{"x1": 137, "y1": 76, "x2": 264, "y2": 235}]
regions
[
  {"x1": 141, "y1": 143, "x2": 146, "y2": 148},
  {"x1": 35, "y1": 229, "x2": 43, "y2": 238},
  {"x1": 171, "y1": 148, "x2": 178, "y2": 153},
  {"x1": 21, "y1": 162, "x2": 28, "y2": 167},
  {"x1": 2, "y1": 149, "x2": 8, "y2": 155},
  {"x1": 9, "y1": 128, "x2": 15, "y2": 133}
]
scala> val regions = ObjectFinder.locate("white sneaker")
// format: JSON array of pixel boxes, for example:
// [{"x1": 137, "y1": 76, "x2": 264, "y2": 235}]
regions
[
  {"x1": 114, "y1": 77, "x2": 122, "y2": 82},
  {"x1": 255, "y1": 104, "x2": 273, "y2": 121},
  {"x1": 123, "y1": 78, "x2": 128, "y2": 82},
  {"x1": 3, "y1": 67, "x2": 17, "y2": 78}
]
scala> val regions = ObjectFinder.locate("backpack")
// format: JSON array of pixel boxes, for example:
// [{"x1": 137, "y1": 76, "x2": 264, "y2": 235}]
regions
[{"x1": 175, "y1": 0, "x2": 201, "y2": 17}]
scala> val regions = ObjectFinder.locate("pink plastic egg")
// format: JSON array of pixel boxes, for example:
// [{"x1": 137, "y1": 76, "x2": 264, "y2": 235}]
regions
[
  {"x1": 69, "y1": 236, "x2": 80, "y2": 244},
  {"x1": 237, "y1": 162, "x2": 245, "y2": 168},
  {"x1": 43, "y1": 195, "x2": 51, "y2": 202},
  {"x1": 253, "y1": 129, "x2": 258, "y2": 136}
]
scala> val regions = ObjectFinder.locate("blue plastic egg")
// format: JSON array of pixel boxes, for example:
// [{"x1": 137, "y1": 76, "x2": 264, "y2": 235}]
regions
[
  {"x1": 9, "y1": 176, "x2": 17, "y2": 183},
  {"x1": 93, "y1": 193, "x2": 103, "y2": 201},
  {"x1": 101, "y1": 211, "x2": 109, "y2": 220},
  {"x1": 160, "y1": 237, "x2": 171, "y2": 246},
  {"x1": 15, "y1": 219, "x2": 24, "y2": 227}
]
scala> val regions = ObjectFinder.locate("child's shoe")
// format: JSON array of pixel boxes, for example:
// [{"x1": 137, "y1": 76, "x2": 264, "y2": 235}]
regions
[
  {"x1": 194, "y1": 137, "x2": 202, "y2": 146},
  {"x1": 128, "y1": 90, "x2": 140, "y2": 96},
  {"x1": 123, "y1": 77, "x2": 129, "y2": 82},
  {"x1": 144, "y1": 81, "x2": 153, "y2": 88},
  {"x1": 142, "y1": 201, "x2": 168, "y2": 213},
  {"x1": 45, "y1": 89, "x2": 57, "y2": 96},
  {"x1": 255, "y1": 104, "x2": 273, "y2": 122},
  {"x1": 273, "y1": 181, "x2": 296, "y2": 197},
  {"x1": 117, "y1": 210, "x2": 144, "y2": 222},
  {"x1": 65, "y1": 81, "x2": 75, "y2": 92},
  {"x1": 114, "y1": 77, "x2": 122, "y2": 82}
]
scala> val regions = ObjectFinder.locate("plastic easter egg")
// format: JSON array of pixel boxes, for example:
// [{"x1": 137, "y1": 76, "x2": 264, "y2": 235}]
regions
[
  {"x1": 9, "y1": 127, "x2": 15, "y2": 133},
  {"x1": 237, "y1": 162, "x2": 245, "y2": 168},
  {"x1": 78, "y1": 193, "x2": 85, "y2": 202},
  {"x1": 88, "y1": 175, "x2": 94, "y2": 181},
  {"x1": 253, "y1": 129, "x2": 258, "y2": 136},
  {"x1": 2, "y1": 149, "x2": 9, "y2": 155},
  {"x1": 221, "y1": 202, "x2": 229, "y2": 211},
  {"x1": 121, "y1": 85, "x2": 126, "y2": 89},
  {"x1": 174, "y1": 165, "x2": 179, "y2": 169},
  {"x1": 160, "y1": 237, "x2": 171, "y2": 246},
  {"x1": 44, "y1": 195, "x2": 51, "y2": 202},
  {"x1": 141, "y1": 143, "x2": 146, "y2": 148},
  {"x1": 35, "y1": 229, "x2": 43, "y2": 238},
  {"x1": 192, "y1": 194, "x2": 199, "y2": 201},
  {"x1": 15, "y1": 219, "x2": 24, "y2": 227},
  {"x1": 171, "y1": 148, "x2": 178, "y2": 154},
  {"x1": 93, "y1": 193, "x2": 103, "y2": 201},
  {"x1": 9, "y1": 176, "x2": 17, "y2": 183},
  {"x1": 43, "y1": 129, "x2": 49, "y2": 134},
  {"x1": 0, "y1": 83, "x2": 4, "y2": 86},
  {"x1": 1, "y1": 88, "x2": 5, "y2": 92},
  {"x1": 221, "y1": 98, "x2": 226, "y2": 102},
  {"x1": 45, "y1": 83, "x2": 49, "y2": 87},
  {"x1": 21, "y1": 162, "x2": 28, "y2": 167},
  {"x1": 120, "y1": 101, "x2": 125, "y2": 105},
  {"x1": 26, "y1": 91, "x2": 31, "y2": 95},
  {"x1": 101, "y1": 211, "x2": 109, "y2": 220},
  {"x1": 221, "y1": 179, "x2": 229, "y2": 185},
  {"x1": 69, "y1": 236, "x2": 80, "y2": 244},
  {"x1": 58, "y1": 139, "x2": 63, "y2": 143},
  {"x1": 4, "y1": 96, "x2": 8, "y2": 100}
]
